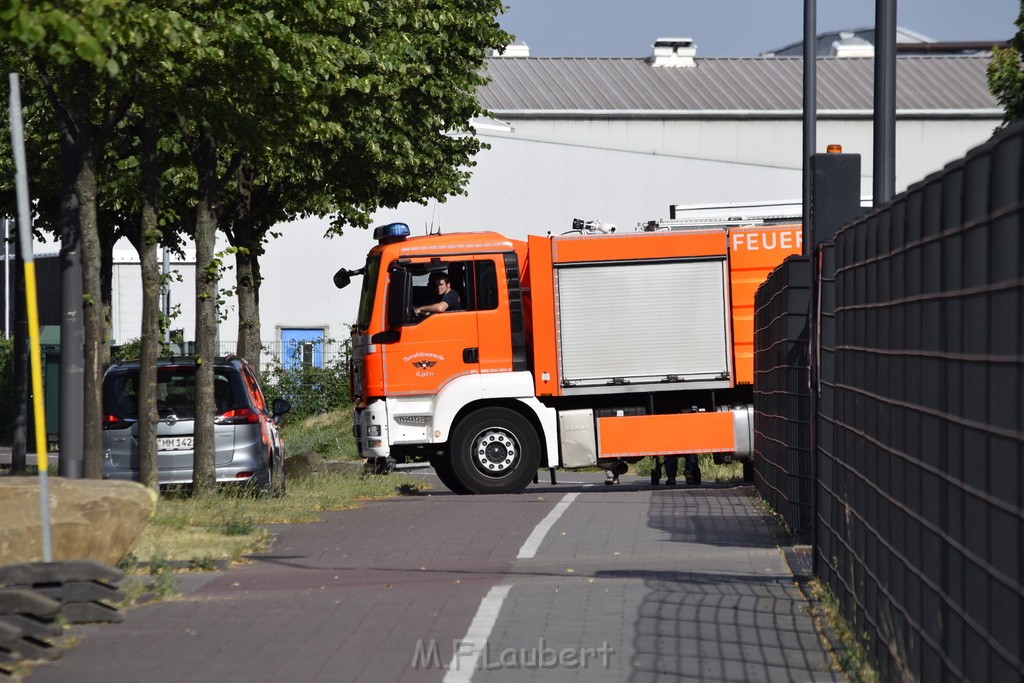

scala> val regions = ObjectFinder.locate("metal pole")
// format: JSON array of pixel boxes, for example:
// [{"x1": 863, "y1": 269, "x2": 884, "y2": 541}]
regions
[
  {"x1": 10, "y1": 72, "x2": 53, "y2": 562},
  {"x1": 12, "y1": 233, "x2": 26, "y2": 474},
  {"x1": 162, "y1": 247, "x2": 170, "y2": 343},
  {"x1": 802, "y1": 0, "x2": 817, "y2": 255},
  {"x1": 4, "y1": 216, "x2": 9, "y2": 337},
  {"x1": 873, "y1": 0, "x2": 897, "y2": 205},
  {"x1": 58, "y1": 133, "x2": 85, "y2": 479}
]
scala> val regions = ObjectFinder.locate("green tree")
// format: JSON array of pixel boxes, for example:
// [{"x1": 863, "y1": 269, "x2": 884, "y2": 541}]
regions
[
  {"x1": 0, "y1": 1, "x2": 159, "y2": 477},
  {"x1": 218, "y1": 0, "x2": 511, "y2": 372},
  {"x1": 988, "y1": 6, "x2": 1024, "y2": 126},
  {"x1": 2, "y1": 0, "x2": 511, "y2": 495}
]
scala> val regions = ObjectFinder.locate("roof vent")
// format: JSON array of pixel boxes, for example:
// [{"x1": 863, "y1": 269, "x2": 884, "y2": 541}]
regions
[
  {"x1": 491, "y1": 42, "x2": 530, "y2": 58},
  {"x1": 833, "y1": 35, "x2": 875, "y2": 58},
  {"x1": 650, "y1": 38, "x2": 697, "y2": 67}
]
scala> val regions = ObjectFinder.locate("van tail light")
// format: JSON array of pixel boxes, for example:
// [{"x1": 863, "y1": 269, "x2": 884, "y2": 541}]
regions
[
  {"x1": 103, "y1": 414, "x2": 132, "y2": 430},
  {"x1": 260, "y1": 417, "x2": 273, "y2": 448},
  {"x1": 215, "y1": 407, "x2": 262, "y2": 425}
]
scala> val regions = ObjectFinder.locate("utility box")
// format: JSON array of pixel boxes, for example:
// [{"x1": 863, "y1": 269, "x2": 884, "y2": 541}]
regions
[{"x1": 26, "y1": 325, "x2": 61, "y2": 445}]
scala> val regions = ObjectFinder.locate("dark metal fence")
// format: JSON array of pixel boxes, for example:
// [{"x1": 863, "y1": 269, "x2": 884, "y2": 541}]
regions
[
  {"x1": 816, "y1": 124, "x2": 1024, "y2": 681},
  {"x1": 753, "y1": 120, "x2": 1024, "y2": 682},
  {"x1": 753, "y1": 256, "x2": 813, "y2": 535}
]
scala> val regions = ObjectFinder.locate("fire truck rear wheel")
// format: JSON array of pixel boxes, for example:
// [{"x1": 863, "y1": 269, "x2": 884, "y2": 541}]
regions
[{"x1": 449, "y1": 408, "x2": 541, "y2": 494}]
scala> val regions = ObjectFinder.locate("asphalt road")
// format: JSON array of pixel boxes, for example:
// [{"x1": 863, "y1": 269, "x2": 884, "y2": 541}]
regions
[
  {"x1": 26, "y1": 471, "x2": 843, "y2": 682},
  {"x1": 0, "y1": 447, "x2": 59, "y2": 469}
]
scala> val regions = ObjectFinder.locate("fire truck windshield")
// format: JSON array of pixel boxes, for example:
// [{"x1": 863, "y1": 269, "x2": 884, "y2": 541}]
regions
[{"x1": 354, "y1": 256, "x2": 381, "y2": 331}]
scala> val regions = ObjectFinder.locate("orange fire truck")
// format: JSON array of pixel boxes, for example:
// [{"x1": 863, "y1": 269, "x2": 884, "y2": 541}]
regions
[{"x1": 334, "y1": 209, "x2": 803, "y2": 494}]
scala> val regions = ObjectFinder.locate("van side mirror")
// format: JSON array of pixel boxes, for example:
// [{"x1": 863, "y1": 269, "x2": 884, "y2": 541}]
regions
[
  {"x1": 272, "y1": 398, "x2": 291, "y2": 417},
  {"x1": 387, "y1": 268, "x2": 412, "y2": 328}
]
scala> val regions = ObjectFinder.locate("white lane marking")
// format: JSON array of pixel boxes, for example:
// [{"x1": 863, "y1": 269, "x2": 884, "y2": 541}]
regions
[
  {"x1": 517, "y1": 492, "x2": 580, "y2": 560},
  {"x1": 442, "y1": 492, "x2": 581, "y2": 681},
  {"x1": 443, "y1": 584, "x2": 512, "y2": 682}
]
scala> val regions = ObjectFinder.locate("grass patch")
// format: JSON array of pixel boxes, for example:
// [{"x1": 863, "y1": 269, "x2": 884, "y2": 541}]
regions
[
  {"x1": 118, "y1": 556, "x2": 182, "y2": 603},
  {"x1": 280, "y1": 410, "x2": 357, "y2": 460},
  {"x1": 628, "y1": 454, "x2": 745, "y2": 482},
  {"x1": 125, "y1": 470, "x2": 428, "y2": 567},
  {"x1": 0, "y1": 463, "x2": 60, "y2": 477},
  {"x1": 809, "y1": 579, "x2": 879, "y2": 682}
]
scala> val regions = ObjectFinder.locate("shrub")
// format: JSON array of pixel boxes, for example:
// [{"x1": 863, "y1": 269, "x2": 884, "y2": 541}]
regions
[
  {"x1": 260, "y1": 338, "x2": 352, "y2": 421},
  {"x1": 0, "y1": 336, "x2": 11, "y2": 444}
]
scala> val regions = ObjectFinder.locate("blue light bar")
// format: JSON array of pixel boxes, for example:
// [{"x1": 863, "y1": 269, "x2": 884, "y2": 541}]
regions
[{"x1": 372, "y1": 222, "x2": 411, "y2": 242}]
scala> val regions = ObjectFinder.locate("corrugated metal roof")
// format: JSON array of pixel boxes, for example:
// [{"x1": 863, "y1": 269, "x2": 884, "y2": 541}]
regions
[{"x1": 478, "y1": 56, "x2": 1000, "y2": 116}]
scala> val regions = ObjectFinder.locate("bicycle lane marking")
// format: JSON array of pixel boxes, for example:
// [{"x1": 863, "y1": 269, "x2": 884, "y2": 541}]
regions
[
  {"x1": 517, "y1": 492, "x2": 581, "y2": 559},
  {"x1": 443, "y1": 491, "x2": 582, "y2": 681}
]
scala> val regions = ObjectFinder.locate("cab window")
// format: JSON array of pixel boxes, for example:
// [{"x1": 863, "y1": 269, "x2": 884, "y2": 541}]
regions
[{"x1": 410, "y1": 259, "x2": 499, "y2": 313}]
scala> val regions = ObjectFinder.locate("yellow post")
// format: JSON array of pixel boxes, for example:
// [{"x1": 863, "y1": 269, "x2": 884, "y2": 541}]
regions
[
  {"x1": 9, "y1": 72, "x2": 52, "y2": 561},
  {"x1": 23, "y1": 261, "x2": 48, "y2": 472}
]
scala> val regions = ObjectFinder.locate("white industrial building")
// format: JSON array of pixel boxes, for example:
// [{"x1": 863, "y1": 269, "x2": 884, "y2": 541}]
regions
[{"x1": 103, "y1": 31, "x2": 1003, "y2": 359}]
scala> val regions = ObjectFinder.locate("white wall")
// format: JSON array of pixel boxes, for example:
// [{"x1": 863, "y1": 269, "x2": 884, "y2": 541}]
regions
[
  {"x1": 253, "y1": 115, "x2": 999, "y2": 333},
  {"x1": 100, "y1": 113, "x2": 1000, "y2": 345}
]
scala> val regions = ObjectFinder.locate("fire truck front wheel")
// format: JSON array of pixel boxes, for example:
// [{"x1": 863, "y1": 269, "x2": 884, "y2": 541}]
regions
[
  {"x1": 448, "y1": 407, "x2": 541, "y2": 494},
  {"x1": 429, "y1": 453, "x2": 473, "y2": 495}
]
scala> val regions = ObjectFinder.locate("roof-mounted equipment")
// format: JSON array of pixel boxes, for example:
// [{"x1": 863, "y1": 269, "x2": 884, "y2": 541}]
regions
[
  {"x1": 373, "y1": 222, "x2": 411, "y2": 244},
  {"x1": 571, "y1": 218, "x2": 617, "y2": 234}
]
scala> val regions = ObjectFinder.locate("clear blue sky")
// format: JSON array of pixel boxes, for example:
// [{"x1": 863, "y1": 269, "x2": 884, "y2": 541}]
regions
[{"x1": 498, "y1": 0, "x2": 1020, "y2": 57}]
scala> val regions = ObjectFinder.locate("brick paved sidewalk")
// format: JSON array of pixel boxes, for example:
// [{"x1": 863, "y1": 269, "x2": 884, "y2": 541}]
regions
[
  {"x1": 468, "y1": 485, "x2": 842, "y2": 682},
  {"x1": 23, "y1": 478, "x2": 843, "y2": 682}
]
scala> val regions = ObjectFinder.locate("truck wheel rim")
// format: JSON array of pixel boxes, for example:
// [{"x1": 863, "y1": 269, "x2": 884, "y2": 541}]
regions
[{"x1": 471, "y1": 428, "x2": 519, "y2": 476}]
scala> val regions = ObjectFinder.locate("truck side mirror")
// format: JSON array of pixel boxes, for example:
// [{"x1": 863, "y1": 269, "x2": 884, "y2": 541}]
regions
[
  {"x1": 333, "y1": 266, "x2": 363, "y2": 289},
  {"x1": 387, "y1": 268, "x2": 412, "y2": 328},
  {"x1": 333, "y1": 268, "x2": 351, "y2": 289}
]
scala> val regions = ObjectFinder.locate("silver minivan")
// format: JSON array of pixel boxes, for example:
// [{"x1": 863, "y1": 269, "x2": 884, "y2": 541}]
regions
[{"x1": 101, "y1": 356, "x2": 290, "y2": 492}]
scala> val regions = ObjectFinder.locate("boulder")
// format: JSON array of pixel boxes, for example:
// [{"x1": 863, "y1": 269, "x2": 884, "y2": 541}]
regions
[
  {"x1": 0, "y1": 478, "x2": 156, "y2": 566},
  {"x1": 283, "y1": 451, "x2": 326, "y2": 481}
]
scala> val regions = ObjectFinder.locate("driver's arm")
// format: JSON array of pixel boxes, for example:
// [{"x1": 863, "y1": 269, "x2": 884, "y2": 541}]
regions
[{"x1": 414, "y1": 300, "x2": 450, "y2": 314}]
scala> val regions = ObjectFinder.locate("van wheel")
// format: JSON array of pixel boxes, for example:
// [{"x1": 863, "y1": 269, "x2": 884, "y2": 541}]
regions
[
  {"x1": 252, "y1": 464, "x2": 273, "y2": 497},
  {"x1": 271, "y1": 451, "x2": 286, "y2": 498},
  {"x1": 448, "y1": 407, "x2": 540, "y2": 494}
]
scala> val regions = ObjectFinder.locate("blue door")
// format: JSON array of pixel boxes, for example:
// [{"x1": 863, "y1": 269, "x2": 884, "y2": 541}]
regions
[{"x1": 280, "y1": 329, "x2": 324, "y2": 370}]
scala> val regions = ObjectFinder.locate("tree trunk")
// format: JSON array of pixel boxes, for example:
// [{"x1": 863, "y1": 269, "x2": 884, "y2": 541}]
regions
[
  {"x1": 232, "y1": 166, "x2": 261, "y2": 375},
  {"x1": 234, "y1": 247, "x2": 262, "y2": 372},
  {"x1": 136, "y1": 122, "x2": 162, "y2": 491},
  {"x1": 98, "y1": 216, "x2": 117, "y2": 366},
  {"x1": 191, "y1": 132, "x2": 220, "y2": 497},
  {"x1": 77, "y1": 145, "x2": 104, "y2": 480}
]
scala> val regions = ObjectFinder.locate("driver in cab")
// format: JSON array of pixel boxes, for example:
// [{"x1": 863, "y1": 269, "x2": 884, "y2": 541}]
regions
[{"x1": 414, "y1": 272, "x2": 461, "y2": 315}]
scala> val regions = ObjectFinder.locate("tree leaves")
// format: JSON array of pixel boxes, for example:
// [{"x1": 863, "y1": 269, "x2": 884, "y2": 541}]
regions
[{"x1": 988, "y1": 6, "x2": 1024, "y2": 128}]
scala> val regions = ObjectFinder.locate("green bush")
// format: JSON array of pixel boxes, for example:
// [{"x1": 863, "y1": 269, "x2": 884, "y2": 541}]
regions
[
  {"x1": 110, "y1": 338, "x2": 143, "y2": 362},
  {"x1": 260, "y1": 339, "x2": 352, "y2": 421},
  {"x1": 0, "y1": 336, "x2": 11, "y2": 444},
  {"x1": 110, "y1": 337, "x2": 177, "y2": 362},
  {"x1": 280, "y1": 410, "x2": 356, "y2": 460}
]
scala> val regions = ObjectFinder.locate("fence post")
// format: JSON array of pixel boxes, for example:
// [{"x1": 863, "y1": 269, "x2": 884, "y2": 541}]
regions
[{"x1": 808, "y1": 151, "x2": 862, "y2": 575}]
